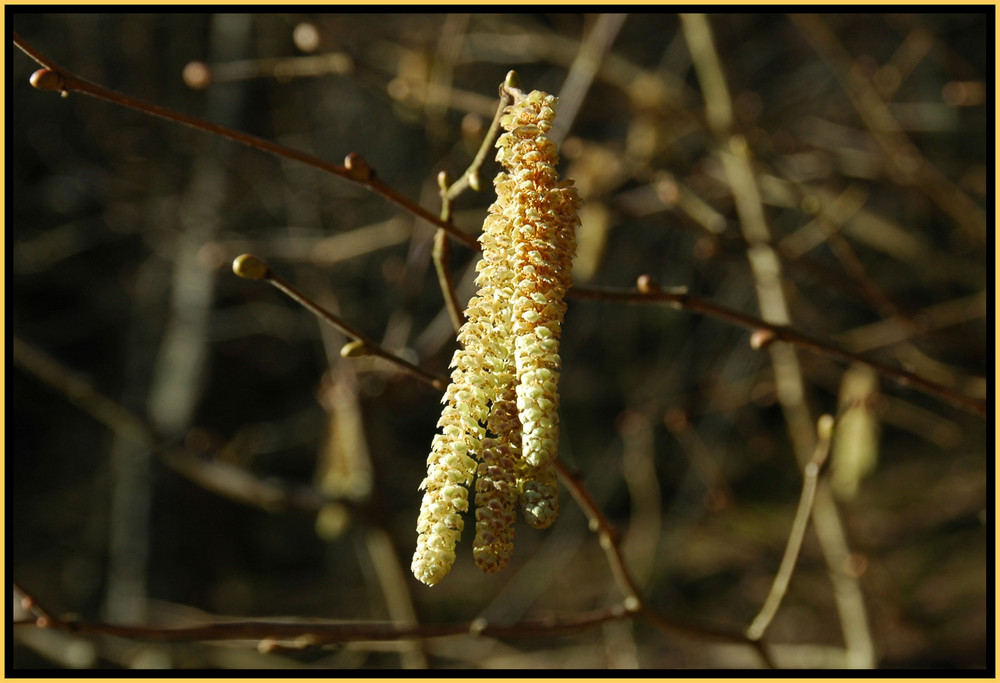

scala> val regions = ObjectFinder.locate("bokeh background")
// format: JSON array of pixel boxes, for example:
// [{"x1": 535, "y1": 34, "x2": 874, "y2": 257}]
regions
[{"x1": 10, "y1": 12, "x2": 990, "y2": 669}]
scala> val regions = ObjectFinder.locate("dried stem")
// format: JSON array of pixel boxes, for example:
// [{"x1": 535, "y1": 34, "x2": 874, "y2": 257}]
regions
[
  {"x1": 548, "y1": 13, "x2": 628, "y2": 144},
  {"x1": 682, "y1": 13, "x2": 875, "y2": 668},
  {"x1": 12, "y1": 583, "x2": 634, "y2": 647},
  {"x1": 12, "y1": 337, "x2": 151, "y2": 444},
  {"x1": 746, "y1": 415, "x2": 835, "y2": 641},
  {"x1": 19, "y1": 32, "x2": 976, "y2": 418},
  {"x1": 431, "y1": 227, "x2": 465, "y2": 333},
  {"x1": 13, "y1": 335, "x2": 332, "y2": 514},
  {"x1": 16, "y1": 292, "x2": 773, "y2": 665},
  {"x1": 554, "y1": 460, "x2": 641, "y2": 607},
  {"x1": 443, "y1": 79, "x2": 513, "y2": 205}
]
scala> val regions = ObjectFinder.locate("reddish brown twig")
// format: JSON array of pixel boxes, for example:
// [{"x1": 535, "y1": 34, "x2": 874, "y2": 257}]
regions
[
  {"x1": 13, "y1": 32, "x2": 479, "y2": 251},
  {"x1": 554, "y1": 460, "x2": 776, "y2": 668},
  {"x1": 11, "y1": 585, "x2": 632, "y2": 647},
  {"x1": 232, "y1": 254, "x2": 446, "y2": 390},
  {"x1": 568, "y1": 279, "x2": 987, "y2": 418}
]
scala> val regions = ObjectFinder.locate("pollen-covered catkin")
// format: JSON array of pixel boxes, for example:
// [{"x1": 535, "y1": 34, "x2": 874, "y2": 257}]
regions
[
  {"x1": 411, "y1": 202, "x2": 516, "y2": 587},
  {"x1": 472, "y1": 388, "x2": 520, "y2": 572},
  {"x1": 496, "y1": 90, "x2": 580, "y2": 471},
  {"x1": 517, "y1": 458, "x2": 560, "y2": 530},
  {"x1": 412, "y1": 78, "x2": 578, "y2": 586}
]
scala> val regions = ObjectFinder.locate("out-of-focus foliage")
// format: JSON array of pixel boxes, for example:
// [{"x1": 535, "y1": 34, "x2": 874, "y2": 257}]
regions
[{"x1": 10, "y1": 13, "x2": 989, "y2": 669}]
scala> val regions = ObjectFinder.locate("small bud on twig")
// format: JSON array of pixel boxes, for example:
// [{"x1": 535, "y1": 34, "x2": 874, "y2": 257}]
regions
[
  {"x1": 339, "y1": 340, "x2": 369, "y2": 358},
  {"x1": 182, "y1": 61, "x2": 212, "y2": 89},
  {"x1": 636, "y1": 274, "x2": 660, "y2": 295},
  {"x1": 750, "y1": 328, "x2": 777, "y2": 350},
  {"x1": 344, "y1": 152, "x2": 373, "y2": 181},
  {"x1": 232, "y1": 253, "x2": 270, "y2": 280},
  {"x1": 29, "y1": 68, "x2": 65, "y2": 93}
]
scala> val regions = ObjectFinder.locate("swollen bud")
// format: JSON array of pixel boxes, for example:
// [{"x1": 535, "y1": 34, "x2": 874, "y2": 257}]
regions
[
  {"x1": 232, "y1": 253, "x2": 270, "y2": 280},
  {"x1": 344, "y1": 152, "x2": 373, "y2": 181},
  {"x1": 29, "y1": 68, "x2": 65, "y2": 93},
  {"x1": 339, "y1": 340, "x2": 369, "y2": 358}
]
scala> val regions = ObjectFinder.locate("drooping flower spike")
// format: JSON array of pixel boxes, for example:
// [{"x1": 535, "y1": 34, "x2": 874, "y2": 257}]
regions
[{"x1": 412, "y1": 72, "x2": 579, "y2": 586}]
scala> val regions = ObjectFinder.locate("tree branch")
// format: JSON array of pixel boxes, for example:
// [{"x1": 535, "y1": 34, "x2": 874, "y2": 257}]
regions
[{"x1": 13, "y1": 32, "x2": 479, "y2": 251}]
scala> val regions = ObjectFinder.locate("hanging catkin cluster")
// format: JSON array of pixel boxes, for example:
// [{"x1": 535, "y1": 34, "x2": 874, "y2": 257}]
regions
[{"x1": 411, "y1": 77, "x2": 579, "y2": 586}]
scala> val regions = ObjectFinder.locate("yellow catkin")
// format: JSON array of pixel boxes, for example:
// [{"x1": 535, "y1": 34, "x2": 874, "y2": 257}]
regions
[
  {"x1": 472, "y1": 388, "x2": 520, "y2": 572},
  {"x1": 411, "y1": 168, "x2": 517, "y2": 587},
  {"x1": 497, "y1": 91, "x2": 580, "y2": 471},
  {"x1": 517, "y1": 458, "x2": 560, "y2": 530},
  {"x1": 412, "y1": 79, "x2": 578, "y2": 586}
]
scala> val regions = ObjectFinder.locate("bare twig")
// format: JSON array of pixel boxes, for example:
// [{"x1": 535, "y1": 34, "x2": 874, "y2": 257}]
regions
[
  {"x1": 232, "y1": 254, "x2": 446, "y2": 390},
  {"x1": 13, "y1": 335, "x2": 332, "y2": 514},
  {"x1": 568, "y1": 280, "x2": 986, "y2": 417},
  {"x1": 746, "y1": 415, "x2": 835, "y2": 641},
  {"x1": 441, "y1": 77, "x2": 512, "y2": 207},
  {"x1": 13, "y1": 32, "x2": 479, "y2": 251},
  {"x1": 682, "y1": 14, "x2": 875, "y2": 668},
  {"x1": 12, "y1": 337, "x2": 151, "y2": 444},
  {"x1": 549, "y1": 13, "x2": 629, "y2": 145},
  {"x1": 790, "y1": 14, "x2": 986, "y2": 245},
  {"x1": 431, "y1": 227, "x2": 466, "y2": 333},
  {"x1": 432, "y1": 76, "x2": 517, "y2": 333},
  {"x1": 13, "y1": 586, "x2": 634, "y2": 646},
  {"x1": 553, "y1": 460, "x2": 775, "y2": 668}
]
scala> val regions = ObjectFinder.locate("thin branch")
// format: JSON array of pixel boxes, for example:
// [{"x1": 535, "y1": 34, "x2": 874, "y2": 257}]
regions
[
  {"x1": 13, "y1": 335, "x2": 332, "y2": 514},
  {"x1": 746, "y1": 415, "x2": 835, "y2": 642},
  {"x1": 553, "y1": 460, "x2": 776, "y2": 668},
  {"x1": 789, "y1": 14, "x2": 986, "y2": 245},
  {"x1": 13, "y1": 32, "x2": 479, "y2": 251},
  {"x1": 549, "y1": 13, "x2": 629, "y2": 145},
  {"x1": 432, "y1": 75, "x2": 517, "y2": 333},
  {"x1": 682, "y1": 14, "x2": 875, "y2": 669},
  {"x1": 568, "y1": 279, "x2": 987, "y2": 418},
  {"x1": 432, "y1": 227, "x2": 465, "y2": 334},
  {"x1": 232, "y1": 254, "x2": 446, "y2": 391},
  {"x1": 13, "y1": 587, "x2": 632, "y2": 646},
  {"x1": 12, "y1": 337, "x2": 152, "y2": 444},
  {"x1": 554, "y1": 460, "x2": 640, "y2": 606},
  {"x1": 442, "y1": 77, "x2": 512, "y2": 205},
  {"x1": 14, "y1": 335, "x2": 770, "y2": 665}
]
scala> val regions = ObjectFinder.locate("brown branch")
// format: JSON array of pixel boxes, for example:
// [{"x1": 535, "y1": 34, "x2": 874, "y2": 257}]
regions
[
  {"x1": 232, "y1": 254, "x2": 446, "y2": 391},
  {"x1": 13, "y1": 31, "x2": 479, "y2": 251},
  {"x1": 13, "y1": 587, "x2": 631, "y2": 647},
  {"x1": 568, "y1": 279, "x2": 987, "y2": 418},
  {"x1": 789, "y1": 14, "x2": 986, "y2": 246},
  {"x1": 553, "y1": 460, "x2": 776, "y2": 668}
]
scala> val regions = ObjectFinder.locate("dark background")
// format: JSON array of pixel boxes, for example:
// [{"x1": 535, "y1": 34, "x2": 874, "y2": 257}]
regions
[{"x1": 9, "y1": 12, "x2": 990, "y2": 669}]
